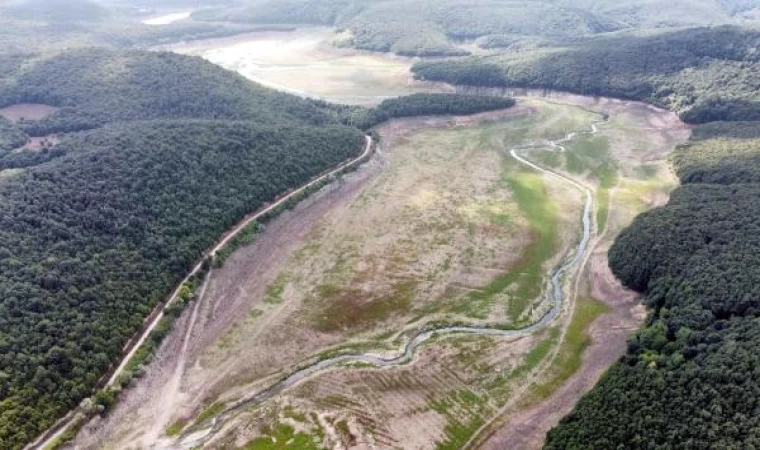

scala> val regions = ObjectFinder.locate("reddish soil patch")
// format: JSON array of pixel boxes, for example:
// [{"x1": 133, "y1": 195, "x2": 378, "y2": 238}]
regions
[{"x1": 0, "y1": 103, "x2": 58, "y2": 122}]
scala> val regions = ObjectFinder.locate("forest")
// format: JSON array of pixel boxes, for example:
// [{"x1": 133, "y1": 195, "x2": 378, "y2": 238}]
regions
[
  {"x1": 412, "y1": 26, "x2": 760, "y2": 123},
  {"x1": 0, "y1": 48, "x2": 347, "y2": 136},
  {"x1": 0, "y1": 118, "x2": 27, "y2": 155},
  {"x1": 329, "y1": 93, "x2": 516, "y2": 129},
  {"x1": 0, "y1": 120, "x2": 365, "y2": 448},
  {"x1": 544, "y1": 121, "x2": 760, "y2": 448}
]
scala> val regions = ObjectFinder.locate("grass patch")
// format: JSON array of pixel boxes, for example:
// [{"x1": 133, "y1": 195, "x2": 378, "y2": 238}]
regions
[
  {"x1": 522, "y1": 297, "x2": 609, "y2": 403},
  {"x1": 565, "y1": 134, "x2": 617, "y2": 233},
  {"x1": 283, "y1": 406, "x2": 308, "y2": 423},
  {"x1": 165, "y1": 418, "x2": 188, "y2": 437},
  {"x1": 594, "y1": 162, "x2": 617, "y2": 234},
  {"x1": 244, "y1": 423, "x2": 323, "y2": 450},
  {"x1": 194, "y1": 401, "x2": 226, "y2": 425},
  {"x1": 430, "y1": 390, "x2": 490, "y2": 450},
  {"x1": 265, "y1": 274, "x2": 288, "y2": 304},
  {"x1": 466, "y1": 159, "x2": 560, "y2": 321}
]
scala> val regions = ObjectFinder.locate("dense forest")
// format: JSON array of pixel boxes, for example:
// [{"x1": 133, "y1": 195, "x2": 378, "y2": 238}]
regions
[
  {"x1": 330, "y1": 93, "x2": 516, "y2": 129},
  {"x1": 412, "y1": 26, "x2": 760, "y2": 123},
  {"x1": 0, "y1": 48, "x2": 345, "y2": 136},
  {"x1": 0, "y1": 118, "x2": 27, "y2": 154},
  {"x1": 544, "y1": 121, "x2": 760, "y2": 448}
]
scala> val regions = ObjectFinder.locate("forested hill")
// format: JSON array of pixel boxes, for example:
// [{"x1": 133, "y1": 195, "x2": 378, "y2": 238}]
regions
[
  {"x1": 412, "y1": 26, "x2": 760, "y2": 123},
  {"x1": 0, "y1": 48, "x2": 343, "y2": 135},
  {"x1": 545, "y1": 120, "x2": 760, "y2": 448},
  {"x1": 331, "y1": 93, "x2": 516, "y2": 129},
  {"x1": 0, "y1": 48, "x2": 368, "y2": 449},
  {"x1": 192, "y1": 0, "x2": 760, "y2": 56}
]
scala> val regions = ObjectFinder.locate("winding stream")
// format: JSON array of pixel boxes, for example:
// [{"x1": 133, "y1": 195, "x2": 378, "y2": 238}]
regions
[{"x1": 176, "y1": 116, "x2": 606, "y2": 449}]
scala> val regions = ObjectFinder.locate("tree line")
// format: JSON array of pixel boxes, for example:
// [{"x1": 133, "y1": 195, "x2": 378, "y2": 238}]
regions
[
  {"x1": 412, "y1": 26, "x2": 760, "y2": 124},
  {"x1": 545, "y1": 120, "x2": 760, "y2": 449}
]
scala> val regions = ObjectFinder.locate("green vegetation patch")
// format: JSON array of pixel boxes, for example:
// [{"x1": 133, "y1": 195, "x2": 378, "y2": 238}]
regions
[
  {"x1": 165, "y1": 418, "x2": 188, "y2": 437},
  {"x1": 524, "y1": 297, "x2": 608, "y2": 403},
  {"x1": 477, "y1": 159, "x2": 560, "y2": 322},
  {"x1": 430, "y1": 389, "x2": 491, "y2": 450},
  {"x1": 244, "y1": 423, "x2": 324, "y2": 450},
  {"x1": 195, "y1": 402, "x2": 226, "y2": 425}
]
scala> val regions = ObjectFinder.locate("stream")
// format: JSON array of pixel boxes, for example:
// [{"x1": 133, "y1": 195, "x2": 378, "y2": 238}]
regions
[{"x1": 176, "y1": 117, "x2": 605, "y2": 449}]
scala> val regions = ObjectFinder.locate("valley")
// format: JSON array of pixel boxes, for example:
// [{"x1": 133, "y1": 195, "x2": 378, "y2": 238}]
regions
[
  {"x1": 5, "y1": 2, "x2": 755, "y2": 449},
  {"x1": 71, "y1": 87, "x2": 687, "y2": 449}
]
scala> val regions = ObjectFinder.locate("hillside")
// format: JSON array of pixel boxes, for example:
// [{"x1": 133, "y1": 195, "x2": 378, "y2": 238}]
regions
[
  {"x1": 0, "y1": 44, "x2": 520, "y2": 449},
  {"x1": 544, "y1": 120, "x2": 760, "y2": 448},
  {"x1": 0, "y1": 0, "x2": 111, "y2": 23},
  {"x1": 413, "y1": 26, "x2": 760, "y2": 123},
  {"x1": 0, "y1": 48, "x2": 343, "y2": 136},
  {"x1": 193, "y1": 0, "x2": 760, "y2": 56},
  {"x1": 0, "y1": 48, "x2": 368, "y2": 450}
]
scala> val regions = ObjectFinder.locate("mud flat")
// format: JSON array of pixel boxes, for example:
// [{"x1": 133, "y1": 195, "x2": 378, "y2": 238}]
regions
[{"x1": 158, "y1": 27, "x2": 450, "y2": 105}]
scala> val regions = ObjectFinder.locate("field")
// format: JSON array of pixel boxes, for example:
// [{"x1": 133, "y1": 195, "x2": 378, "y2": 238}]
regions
[
  {"x1": 71, "y1": 93, "x2": 688, "y2": 449},
  {"x1": 160, "y1": 27, "x2": 450, "y2": 105}
]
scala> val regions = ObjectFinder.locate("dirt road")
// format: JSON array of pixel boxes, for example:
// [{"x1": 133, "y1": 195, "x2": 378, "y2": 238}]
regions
[{"x1": 26, "y1": 136, "x2": 373, "y2": 450}]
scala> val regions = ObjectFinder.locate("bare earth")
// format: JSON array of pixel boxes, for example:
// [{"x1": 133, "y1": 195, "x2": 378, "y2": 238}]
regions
[
  {"x1": 159, "y1": 27, "x2": 451, "y2": 105},
  {"x1": 0, "y1": 103, "x2": 58, "y2": 122}
]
